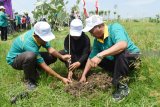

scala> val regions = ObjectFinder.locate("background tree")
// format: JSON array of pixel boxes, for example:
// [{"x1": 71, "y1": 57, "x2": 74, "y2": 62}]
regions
[
  {"x1": 89, "y1": 11, "x2": 95, "y2": 15},
  {"x1": 98, "y1": 10, "x2": 103, "y2": 16},
  {"x1": 113, "y1": 11, "x2": 116, "y2": 20},
  {"x1": 104, "y1": 11, "x2": 107, "y2": 20},
  {"x1": 107, "y1": 10, "x2": 110, "y2": 21},
  {"x1": 71, "y1": 0, "x2": 80, "y2": 13},
  {"x1": 156, "y1": 14, "x2": 160, "y2": 23},
  {"x1": 32, "y1": 0, "x2": 69, "y2": 31},
  {"x1": 117, "y1": 15, "x2": 120, "y2": 21},
  {"x1": 114, "y1": 4, "x2": 117, "y2": 20}
]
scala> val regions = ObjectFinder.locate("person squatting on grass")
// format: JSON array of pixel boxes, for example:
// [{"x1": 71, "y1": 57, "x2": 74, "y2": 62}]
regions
[
  {"x1": 6, "y1": 21, "x2": 72, "y2": 90},
  {"x1": 79, "y1": 15, "x2": 141, "y2": 101},
  {"x1": 59, "y1": 19, "x2": 90, "y2": 80}
]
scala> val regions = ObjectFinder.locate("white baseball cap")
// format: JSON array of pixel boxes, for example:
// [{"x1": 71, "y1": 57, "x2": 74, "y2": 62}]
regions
[
  {"x1": 70, "y1": 19, "x2": 83, "y2": 37},
  {"x1": 34, "y1": 21, "x2": 55, "y2": 42},
  {"x1": 83, "y1": 15, "x2": 103, "y2": 32},
  {"x1": 0, "y1": 6, "x2": 5, "y2": 9}
]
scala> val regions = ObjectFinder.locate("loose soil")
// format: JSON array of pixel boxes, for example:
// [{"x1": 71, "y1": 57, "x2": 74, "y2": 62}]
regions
[{"x1": 64, "y1": 72, "x2": 112, "y2": 97}]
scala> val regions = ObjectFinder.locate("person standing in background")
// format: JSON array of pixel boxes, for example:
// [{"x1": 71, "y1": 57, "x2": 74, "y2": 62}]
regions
[
  {"x1": 21, "y1": 15, "x2": 26, "y2": 30},
  {"x1": 0, "y1": 6, "x2": 8, "y2": 41},
  {"x1": 25, "y1": 13, "x2": 31, "y2": 29},
  {"x1": 15, "y1": 12, "x2": 21, "y2": 32}
]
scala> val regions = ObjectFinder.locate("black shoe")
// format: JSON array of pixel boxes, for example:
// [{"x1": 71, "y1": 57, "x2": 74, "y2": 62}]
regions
[
  {"x1": 25, "y1": 80, "x2": 37, "y2": 90},
  {"x1": 112, "y1": 83, "x2": 129, "y2": 102},
  {"x1": 10, "y1": 91, "x2": 29, "y2": 104}
]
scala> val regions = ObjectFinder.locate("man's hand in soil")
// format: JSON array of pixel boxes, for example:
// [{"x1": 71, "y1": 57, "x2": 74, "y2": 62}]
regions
[
  {"x1": 67, "y1": 71, "x2": 73, "y2": 81},
  {"x1": 61, "y1": 77, "x2": 72, "y2": 84},
  {"x1": 79, "y1": 75, "x2": 86, "y2": 83},
  {"x1": 69, "y1": 62, "x2": 81, "y2": 71}
]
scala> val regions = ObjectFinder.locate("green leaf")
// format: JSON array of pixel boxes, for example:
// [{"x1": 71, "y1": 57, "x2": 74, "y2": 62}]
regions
[{"x1": 35, "y1": 1, "x2": 44, "y2": 7}]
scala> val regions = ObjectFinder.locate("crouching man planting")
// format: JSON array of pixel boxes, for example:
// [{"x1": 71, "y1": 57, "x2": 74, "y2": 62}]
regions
[
  {"x1": 6, "y1": 21, "x2": 71, "y2": 90},
  {"x1": 80, "y1": 15, "x2": 141, "y2": 101}
]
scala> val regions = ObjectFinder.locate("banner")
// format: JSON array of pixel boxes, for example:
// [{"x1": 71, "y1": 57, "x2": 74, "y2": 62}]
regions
[{"x1": 0, "y1": 0, "x2": 13, "y2": 18}]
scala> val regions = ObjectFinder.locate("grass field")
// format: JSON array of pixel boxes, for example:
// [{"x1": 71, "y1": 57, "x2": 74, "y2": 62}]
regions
[{"x1": 0, "y1": 21, "x2": 160, "y2": 107}]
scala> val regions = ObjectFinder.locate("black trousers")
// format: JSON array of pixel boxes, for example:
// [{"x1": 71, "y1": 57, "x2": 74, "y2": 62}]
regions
[
  {"x1": 16, "y1": 24, "x2": 21, "y2": 32},
  {"x1": 0, "y1": 26, "x2": 7, "y2": 41},
  {"x1": 22, "y1": 23, "x2": 26, "y2": 29},
  {"x1": 98, "y1": 50, "x2": 140, "y2": 87},
  {"x1": 11, "y1": 52, "x2": 57, "y2": 83}
]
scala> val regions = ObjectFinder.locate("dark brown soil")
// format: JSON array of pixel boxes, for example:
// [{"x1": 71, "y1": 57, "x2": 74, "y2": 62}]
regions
[{"x1": 64, "y1": 72, "x2": 112, "y2": 97}]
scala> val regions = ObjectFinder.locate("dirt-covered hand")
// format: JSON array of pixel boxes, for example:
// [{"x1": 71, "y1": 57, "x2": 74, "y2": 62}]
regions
[
  {"x1": 62, "y1": 54, "x2": 71, "y2": 62},
  {"x1": 68, "y1": 71, "x2": 73, "y2": 81},
  {"x1": 69, "y1": 62, "x2": 81, "y2": 71},
  {"x1": 62, "y1": 77, "x2": 72, "y2": 84},
  {"x1": 79, "y1": 75, "x2": 86, "y2": 83},
  {"x1": 90, "y1": 56, "x2": 102, "y2": 67}
]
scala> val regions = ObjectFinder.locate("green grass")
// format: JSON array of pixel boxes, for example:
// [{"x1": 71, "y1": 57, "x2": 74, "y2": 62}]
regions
[{"x1": 0, "y1": 22, "x2": 160, "y2": 107}]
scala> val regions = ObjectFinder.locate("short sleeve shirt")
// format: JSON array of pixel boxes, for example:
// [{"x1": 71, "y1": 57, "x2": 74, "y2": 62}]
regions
[
  {"x1": 6, "y1": 29, "x2": 51, "y2": 65},
  {"x1": 89, "y1": 23, "x2": 140, "y2": 60}
]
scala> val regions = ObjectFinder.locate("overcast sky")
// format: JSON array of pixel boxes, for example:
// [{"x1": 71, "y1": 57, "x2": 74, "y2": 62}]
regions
[{"x1": 12, "y1": 0, "x2": 160, "y2": 19}]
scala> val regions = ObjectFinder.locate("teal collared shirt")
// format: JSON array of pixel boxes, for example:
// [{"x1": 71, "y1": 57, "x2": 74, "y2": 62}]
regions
[
  {"x1": 0, "y1": 11, "x2": 8, "y2": 27},
  {"x1": 6, "y1": 29, "x2": 51, "y2": 65},
  {"x1": 89, "y1": 23, "x2": 140, "y2": 60},
  {"x1": 15, "y1": 15, "x2": 21, "y2": 24}
]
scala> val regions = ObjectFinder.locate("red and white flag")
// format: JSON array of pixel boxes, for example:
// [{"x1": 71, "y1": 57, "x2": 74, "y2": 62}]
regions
[
  {"x1": 95, "y1": 0, "x2": 99, "y2": 15},
  {"x1": 83, "y1": 0, "x2": 89, "y2": 18}
]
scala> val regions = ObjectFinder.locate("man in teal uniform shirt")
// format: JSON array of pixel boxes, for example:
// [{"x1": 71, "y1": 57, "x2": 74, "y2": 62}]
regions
[
  {"x1": 6, "y1": 21, "x2": 71, "y2": 90},
  {"x1": 0, "y1": 6, "x2": 8, "y2": 41},
  {"x1": 15, "y1": 12, "x2": 21, "y2": 31},
  {"x1": 80, "y1": 15, "x2": 140, "y2": 101}
]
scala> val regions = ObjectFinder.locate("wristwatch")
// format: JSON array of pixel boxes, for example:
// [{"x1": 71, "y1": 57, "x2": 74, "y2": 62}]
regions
[{"x1": 96, "y1": 53, "x2": 103, "y2": 60}]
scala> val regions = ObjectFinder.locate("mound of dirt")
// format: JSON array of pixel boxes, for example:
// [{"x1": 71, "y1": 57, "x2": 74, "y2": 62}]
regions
[{"x1": 64, "y1": 72, "x2": 112, "y2": 97}]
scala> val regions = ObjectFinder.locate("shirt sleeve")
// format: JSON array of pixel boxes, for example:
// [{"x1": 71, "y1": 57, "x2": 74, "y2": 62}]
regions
[
  {"x1": 2, "y1": 13, "x2": 7, "y2": 20},
  {"x1": 42, "y1": 42, "x2": 51, "y2": 49},
  {"x1": 89, "y1": 39, "x2": 100, "y2": 59}
]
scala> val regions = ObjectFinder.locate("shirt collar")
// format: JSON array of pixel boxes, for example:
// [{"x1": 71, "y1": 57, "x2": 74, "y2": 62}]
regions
[{"x1": 97, "y1": 25, "x2": 109, "y2": 43}]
